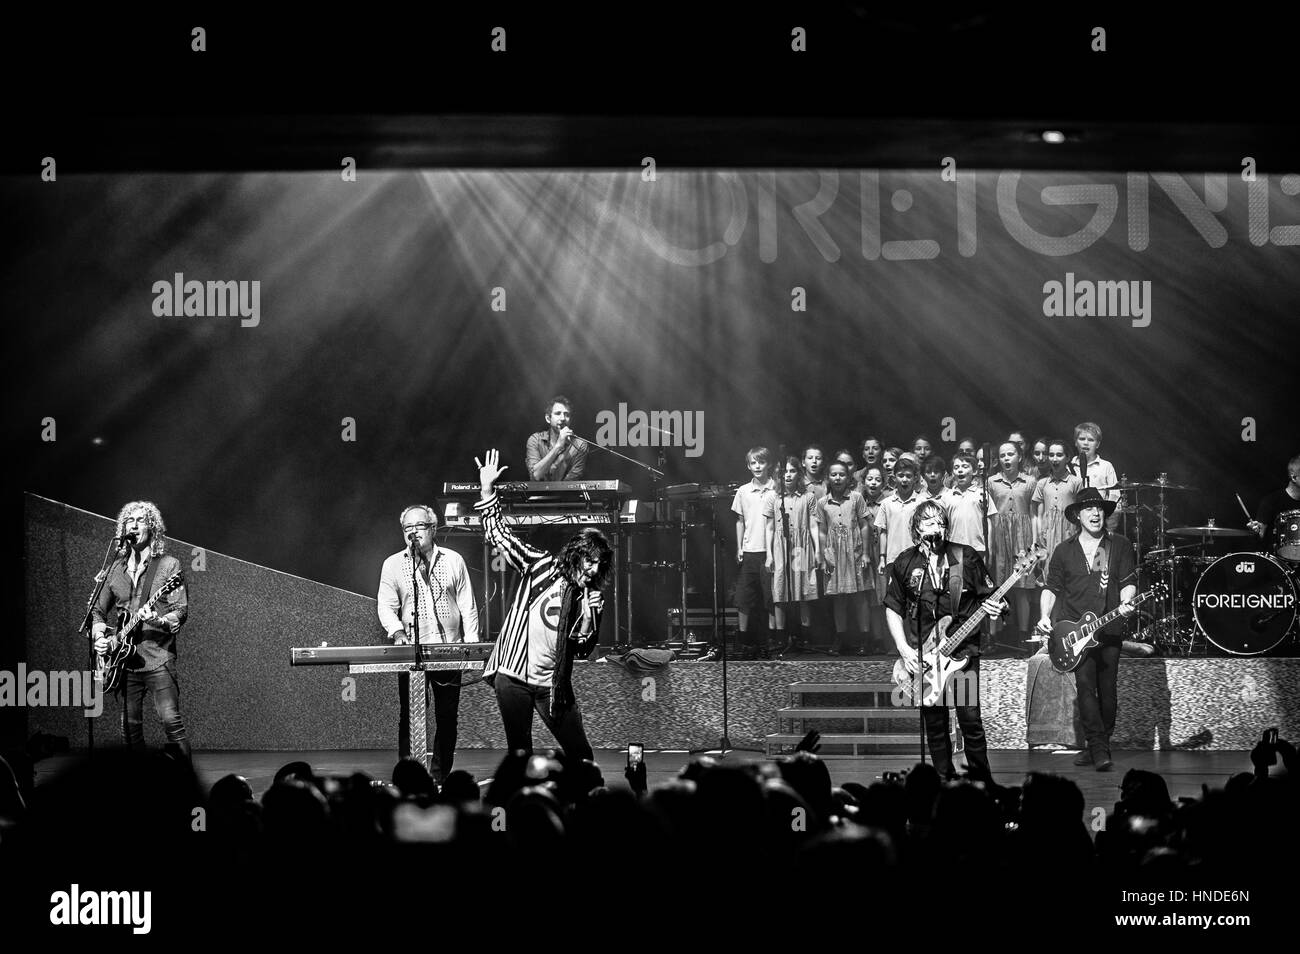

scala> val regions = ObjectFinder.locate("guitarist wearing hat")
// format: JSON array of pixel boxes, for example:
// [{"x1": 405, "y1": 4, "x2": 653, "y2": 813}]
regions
[
  {"x1": 90, "y1": 501, "x2": 190, "y2": 760},
  {"x1": 1034, "y1": 488, "x2": 1136, "y2": 772}
]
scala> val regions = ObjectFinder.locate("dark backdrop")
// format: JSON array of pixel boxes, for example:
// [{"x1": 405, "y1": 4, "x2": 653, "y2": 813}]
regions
[{"x1": 8, "y1": 169, "x2": 1299, "y2": 594}]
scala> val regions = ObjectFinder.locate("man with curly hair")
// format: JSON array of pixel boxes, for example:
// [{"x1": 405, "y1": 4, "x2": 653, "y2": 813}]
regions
[
  {"x1": 90, "y1": 501, "x2": 191, "y2": 759},
  {"x1": 473, "y1": 449, "x2": 611, "y2": 762}
]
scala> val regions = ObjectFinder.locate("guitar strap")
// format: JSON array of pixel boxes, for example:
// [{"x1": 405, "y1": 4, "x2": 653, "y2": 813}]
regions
[
  {"x1": 141, "y1": 555, "x2": 164, "y2": 613},
  {"x1": 947, "y1": 548, "x2": 964, "y2": 619}
]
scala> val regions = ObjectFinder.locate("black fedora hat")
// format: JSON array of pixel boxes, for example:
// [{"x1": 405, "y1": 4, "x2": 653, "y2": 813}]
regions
[{"x1": 1065, "y1": 487, "x2": 1117, "y2": 524}]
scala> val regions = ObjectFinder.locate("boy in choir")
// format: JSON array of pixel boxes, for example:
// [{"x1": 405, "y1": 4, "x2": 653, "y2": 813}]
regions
[{"x1": 731, "y1": 447, "x2": 776, "y2": 659}]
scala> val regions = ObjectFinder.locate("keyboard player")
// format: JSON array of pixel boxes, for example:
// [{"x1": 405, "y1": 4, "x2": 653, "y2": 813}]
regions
[
  {"x1": 377, "y1": 503, "x2": 480, "y2": 784},
  {"x1": 525, "y1": 395, "x2": 589, "y2": 481}
]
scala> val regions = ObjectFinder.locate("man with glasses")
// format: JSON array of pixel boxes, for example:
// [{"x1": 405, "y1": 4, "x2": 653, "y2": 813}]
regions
[{"x1": 377, "y1": 503, "x2": 479, "y2": 783}]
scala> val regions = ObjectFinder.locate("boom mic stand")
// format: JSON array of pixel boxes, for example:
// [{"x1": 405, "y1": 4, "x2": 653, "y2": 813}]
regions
[
  {"x1": 571, "y1": 432, "x2": 666, "y2": 650},
  {"x1": 79, "y1": 532, "x2": 126, "y2": 756}
]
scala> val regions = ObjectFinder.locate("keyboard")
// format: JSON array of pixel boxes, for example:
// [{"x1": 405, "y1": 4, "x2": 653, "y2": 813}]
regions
[
  {"x1": 441, "y1": 480, "x2": 631, "y2": 498},
  {"x1": 290, "y1": 642, "x2": 494, "y2": 673}
]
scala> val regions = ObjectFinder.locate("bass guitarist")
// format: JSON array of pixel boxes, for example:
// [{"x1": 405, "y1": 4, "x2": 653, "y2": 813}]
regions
[
  {"x1": 1034, "y1": 488, "x2": 1135, "y2": 772},
  {"x1": 90, "y1": 501, "x2": 190, "y2": 760},
  {"x1": 884, "y1": 500, "x2": 1008, "y2": 783}
]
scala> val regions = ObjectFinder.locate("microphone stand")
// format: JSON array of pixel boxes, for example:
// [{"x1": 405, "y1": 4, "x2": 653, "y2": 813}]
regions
[
  {"x1": 713, "y1": 505, "x2": 731, "y2": 754},
  {"x1": 407, "y1": 536, "x2": 426, "y2": 775},
  {"x1": 569, "y1": 433, "x2": 665, "y2": 481},
  {"x1": 79, "y1": 533, "x2": 125, "y2": 756},
  {"x1": 773, "y1": 446, "x2": 796, "y2": 658},
  {"x1": 571, "y1": 432, "x2": 665, "y2": 650},
  {"x1": 981, "y1": 444, "x2": 1003, "y2": 655}
]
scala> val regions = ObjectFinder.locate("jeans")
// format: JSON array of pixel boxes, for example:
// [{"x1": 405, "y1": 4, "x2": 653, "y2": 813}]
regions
[
  {"x1": 397, "y1": 670, "x2": 462, "y2": 782},
  {"x1": 1074, "y1": 640, "x2": 1120, "y2": 755},
  {"x1": 920, "y1": 656, "x2": 990, "y2": 781},
  {"x1": 121, "y1": 663, "x2": 190, "y2": 759},
  {"x1": 494, "y1": 674, "x2": 594, "y2": 762}
]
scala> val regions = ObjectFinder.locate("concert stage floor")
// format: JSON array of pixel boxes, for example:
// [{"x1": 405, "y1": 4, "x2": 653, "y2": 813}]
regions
[{"x1": 35, "y1": 748, "x2": 1264, "y2": 816}]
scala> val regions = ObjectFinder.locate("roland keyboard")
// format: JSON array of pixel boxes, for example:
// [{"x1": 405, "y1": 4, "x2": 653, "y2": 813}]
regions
[
  {"x1": 441, "y1": 480, "x2": 631, "y2": 498},
  {"x1": 442, "y1": 501, "x2": 652, "y2": 528},
  {"x1": 291, "y1": 642, "x2": 494, "y2": 673}
]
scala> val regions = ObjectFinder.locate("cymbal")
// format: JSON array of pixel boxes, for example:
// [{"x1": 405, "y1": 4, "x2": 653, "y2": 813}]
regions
[
  {"x1": 1120, "y1": 480, "x2": 1197, "y2": 491},
  {"x1": 1167, "y1": 525, "x2": 1254, "y2": 538}
]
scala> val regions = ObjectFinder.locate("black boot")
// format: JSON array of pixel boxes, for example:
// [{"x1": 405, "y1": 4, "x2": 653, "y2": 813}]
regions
[{"x1": 1094, "y1": 744, "x2": 1114, "y2": 772}]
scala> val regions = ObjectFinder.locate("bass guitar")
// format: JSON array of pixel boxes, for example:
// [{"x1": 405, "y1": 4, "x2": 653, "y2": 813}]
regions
[
  {"x1": 892, "y1": 544, "x2": 1046, "y2": 706},
  {"x1": 1047, "y1": 582, "x2": 1167, "y2": 674},
  {"x1": 96, "y1": 572, "x2": 184, "y2": 693}
]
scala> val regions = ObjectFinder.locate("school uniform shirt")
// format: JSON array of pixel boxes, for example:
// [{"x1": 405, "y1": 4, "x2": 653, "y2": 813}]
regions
[
  {"x1": 1067, "y1": 456, "x2": 1119, "y2": 501},
  {"x1": 874, "y1": 489, "x2": 931, "y2": 566},
  {"x1": 731, "y1": 479, "x2": 775, "y2": 553},
  {"x1": 940, "y1": 484, "x2": 996, "y2": 552}
]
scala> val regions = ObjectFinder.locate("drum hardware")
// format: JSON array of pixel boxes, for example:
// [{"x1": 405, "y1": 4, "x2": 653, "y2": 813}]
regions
[
  {"x1": 1168, "y1": 524, "x2": 1255, "y2": 538},
  {"x1": 1276, "y1": 508, "x2": 1300, "y2": 562},
  {"x1": 1127, "y1": 475, "x2": 1186, "y2": 627},
  {"x1": 1143, "y1": 543, "x2": 1207, "y2": 561}
]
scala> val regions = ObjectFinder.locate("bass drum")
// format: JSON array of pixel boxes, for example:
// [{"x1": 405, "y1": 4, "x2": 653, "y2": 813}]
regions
[{"x1": 1193, "y1": 552, "x2": 1297, "y2": 655}]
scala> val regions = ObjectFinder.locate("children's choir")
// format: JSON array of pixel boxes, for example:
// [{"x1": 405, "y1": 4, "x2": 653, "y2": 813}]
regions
[{"x1": 722, "y1": 422, "x2": 1112, "y2": 657}]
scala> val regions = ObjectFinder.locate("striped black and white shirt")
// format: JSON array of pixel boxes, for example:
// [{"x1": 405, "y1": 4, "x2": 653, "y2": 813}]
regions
[{"x1": 474, "y1": 491, "x2": 598, "y2": 688}]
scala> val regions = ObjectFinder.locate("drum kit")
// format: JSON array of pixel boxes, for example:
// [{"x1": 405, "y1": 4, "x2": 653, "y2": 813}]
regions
[{"x1": 1116, "y1": 476, "x2": 1300, "y2": 657}]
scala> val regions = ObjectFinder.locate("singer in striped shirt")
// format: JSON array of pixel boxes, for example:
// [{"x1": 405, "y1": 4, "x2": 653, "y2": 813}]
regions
[{"x1": 472, "y1": 449, "x2": 612, "y2": 762}]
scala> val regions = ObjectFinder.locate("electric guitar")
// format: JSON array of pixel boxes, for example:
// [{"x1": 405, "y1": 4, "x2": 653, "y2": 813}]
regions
[
  {"x1": 95, "y1": 572, "x2": 184, "y2": 693},
  {"x1": 892, "y1": 544, "x2": 1046, "y2": 707},
  {"x1": 1047, "y1": 582, "x2": 1167, "y2": 674}
]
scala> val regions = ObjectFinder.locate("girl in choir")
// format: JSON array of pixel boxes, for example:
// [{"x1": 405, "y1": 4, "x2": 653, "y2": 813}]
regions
[
  {"x1": 859, "y1": 464, "x2": 889, "y2": 650},
  {"x1": 1032, "y1": 438, "x2": 1083, "y2": 563},
  {"x1": 1008, "y1": 431, "x2": 1036, "y2": 478},
  {"x1": 912, "y1": 435, "x2": 934, "y2": 465},
  {"x1": 817, "y1": 460, "x2": 871, "y2": 655},
  {"x1": 988, "y1": 440, "x2": 1039, "y2": 642},
  {"x1": 834, "y1": 448, "x2": 859, "y2": 491},
  {"x1": 1030, "y1": 436, "x2": 1051, "y2": 480},
  {"x1": 766, "y1": 457, "x2": 820, "y2": 643},
  {"x1": 883, "y1": 446, "x2": 904, "y2": 492}
]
